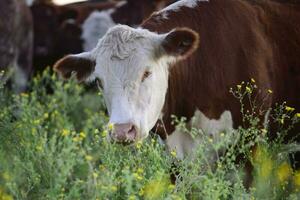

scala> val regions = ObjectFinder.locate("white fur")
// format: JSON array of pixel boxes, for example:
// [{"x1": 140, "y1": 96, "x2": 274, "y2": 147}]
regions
[
  {"x1": 82, "y1": 25, "x2": 173, "y2": 140},
  {"x1": 166, "y1": 110, "x2": 235, "y2": 159},
  {"x1": 25, "y1": 0, "x2": 34, "y2": 6},
  {"x1": 81, "y1": 11, "x2": 116, "y2": 51},
  {"x1": 158, "y1": 0, "x2": 209, "y2": 19}
]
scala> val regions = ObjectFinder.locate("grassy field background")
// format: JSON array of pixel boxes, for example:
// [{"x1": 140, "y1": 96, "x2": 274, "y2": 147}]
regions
[{"x1": 0, "y1": 69, "x2": 300, "y2": 200}]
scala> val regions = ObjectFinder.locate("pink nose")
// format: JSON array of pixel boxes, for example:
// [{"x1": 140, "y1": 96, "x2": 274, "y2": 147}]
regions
[{"x1": 111, "y1": 123, "x2": 137, "y2": 143}]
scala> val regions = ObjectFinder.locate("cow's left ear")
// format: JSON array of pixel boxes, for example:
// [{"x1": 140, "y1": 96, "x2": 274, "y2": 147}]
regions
[
  {"x1": 54, "y1": 53, "x2": 96, "y2": 82},
  {"x1": 161, "y1": 27, "x2": 199, "y2": 60}
]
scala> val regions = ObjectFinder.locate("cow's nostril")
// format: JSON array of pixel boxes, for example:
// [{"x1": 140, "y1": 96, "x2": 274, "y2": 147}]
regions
[{"x1": 111, "y1": 123, "x2": 137, "y2": 143}]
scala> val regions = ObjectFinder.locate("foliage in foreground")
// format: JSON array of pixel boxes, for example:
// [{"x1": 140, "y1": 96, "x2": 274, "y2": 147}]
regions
[{"x1": 0, "y1": 70, "x2": 300, "y2": 200}]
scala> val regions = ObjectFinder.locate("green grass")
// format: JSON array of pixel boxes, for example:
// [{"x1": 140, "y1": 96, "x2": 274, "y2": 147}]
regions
[{"x1": 0, "y1": 69, "x2": 300, "y2": 200}]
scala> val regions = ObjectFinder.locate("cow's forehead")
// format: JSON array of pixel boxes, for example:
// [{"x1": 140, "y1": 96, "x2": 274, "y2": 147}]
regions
[{"x1": 93, "y1": 25, "x2": 160, "y2": 61}]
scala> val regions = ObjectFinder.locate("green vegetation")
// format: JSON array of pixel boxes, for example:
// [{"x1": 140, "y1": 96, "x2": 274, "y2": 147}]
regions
[{"x1": 0, "y1": 70, "x2": 300, "y2": 200}]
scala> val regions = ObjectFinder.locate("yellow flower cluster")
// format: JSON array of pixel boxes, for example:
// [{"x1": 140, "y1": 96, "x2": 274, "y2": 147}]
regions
[
  {"x1": 133, "y1": 168, "x2": 144, "y2": 181},
  {"x1": 143, "y1": 175, "x2": 170, "y2": 199},
  {"x1": 85, "y1": 155, "x2": 93, "y2": 161},
  {"x1": 136, "y1": 141, "x2": 143, "y2": 149},
  {"x1": 72, "y1": 131, "x2": 86, "y2": 142},
  {"x1": 276, "y1": 162, "x2": 292, "y2": 183},
  {"x1": 0, "y1": 187, "x2": 13, "y2": 200},
  {"x1": 170, "y1": 150, "x2": 177, "y2": 157},
  {"x1": 285, "y1": 106, "x2": 295, "y2": 112}
]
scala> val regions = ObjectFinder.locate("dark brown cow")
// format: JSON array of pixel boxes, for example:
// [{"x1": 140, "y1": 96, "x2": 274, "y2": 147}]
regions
[{"x1": 0, "y1": 0, "x2": 33, "y2": 91}]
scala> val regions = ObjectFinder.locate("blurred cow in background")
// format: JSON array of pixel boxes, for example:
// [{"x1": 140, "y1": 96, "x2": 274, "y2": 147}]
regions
[
  {"x1": 31, "y1": 0, "x2": 117, "y2": 72},
  {"x1": 82, "y1": 0, "x2": 176, "y2": 51},
  {"x1": 31, "y1": 0, "x2": 176, "y2": 72},
  {"x1": 0, "y1": 0, "x2": 33, "y2": 92}
]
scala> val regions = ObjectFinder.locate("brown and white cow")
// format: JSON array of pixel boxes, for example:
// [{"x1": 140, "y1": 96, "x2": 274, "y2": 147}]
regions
[
  {"x1": 54, "y1": 0, "x2": 300, "y2": 155},
  {"x1": 0, "y1": 0, "x2": 33, "y2": 91}
]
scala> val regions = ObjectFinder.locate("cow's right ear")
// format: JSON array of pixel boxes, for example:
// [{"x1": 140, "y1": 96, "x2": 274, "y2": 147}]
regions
[
  {"x1": 160, "y1": 27, "x2": 199, "y2": 61},
  {"x1": 54, "y1": 53, "x2": 96, "y2": 82}
]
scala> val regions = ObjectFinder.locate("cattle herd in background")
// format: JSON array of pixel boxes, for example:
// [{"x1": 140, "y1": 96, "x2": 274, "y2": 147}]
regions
[{"x1": 0, "y1": 0, "x2": 176, "y2": 91}]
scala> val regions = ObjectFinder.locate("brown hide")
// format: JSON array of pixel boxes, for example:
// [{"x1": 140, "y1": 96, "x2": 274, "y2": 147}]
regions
[{"x1": 142, "y1": 0, "x2": 300, "y2": 139}]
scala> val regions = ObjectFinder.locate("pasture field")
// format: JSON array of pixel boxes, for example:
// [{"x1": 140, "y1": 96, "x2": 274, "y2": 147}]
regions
[{"x1": 0, "y1": 69, "x2": 300, "y2": 200}]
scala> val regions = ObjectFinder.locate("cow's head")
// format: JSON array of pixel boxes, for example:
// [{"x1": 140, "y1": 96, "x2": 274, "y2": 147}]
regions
[{"x1": 54, "y1": 25, "x2": 199, "y2": 143}]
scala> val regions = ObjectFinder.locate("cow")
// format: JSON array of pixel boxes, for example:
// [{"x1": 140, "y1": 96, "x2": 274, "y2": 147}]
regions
[
  {"x1": 54, "y1": 0, "x2": 300, "y2": 159},
  {"x1": 0, "y1": 0, "x2": 33, "y2": 92},
  {"x1": 31, "y1": 0, "x2": 175, "y2": 72},
  {"x1": 30, "y1": 0, "x2": 117, "y2": 72},
  {"x1": 81, "y1": 0, "x2": 177, "y2": 51}
]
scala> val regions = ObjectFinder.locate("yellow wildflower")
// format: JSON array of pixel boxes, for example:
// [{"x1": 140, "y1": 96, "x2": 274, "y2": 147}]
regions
[
  {"x1": 72, "y1": 136, "x2": 82, "y2": 142},
  {"x1": 168, "y1": 184, "x2": 175, "y2": 191},
  {"x1": 293, "y1": 171, "x2": 300, "y2": 188},
  {"x1": 139, "y1": 188, "x2": 144, "y2": 196},
  {"x1": 108, "y1": 123, "x2": 114, "y2": 131},
  {"x1": 20, "y1": 93, "x2": 29, "y2": 97},
  {"x1": 276, "y1": 162, "x2": 292, "y2": 183},
  {"x1": 101, "y1": 130, "x2": 108, "y2": 137},
  {"x1": 43, "y1": 113, "x2": 49, "y2": 119},
  {"x1": 79, "y1": 132, "x2": 86, "y2": 139},
  {"x1": 33, "y1": 119, "x2": 40, "y2": 125},
  {"x1": 170, "y1": 150, "x2": 177, "y2": 157},
  {"x1": 144, "y1": 175, "x2": 169, "y2": 199},
  {"x1": 136, "y1": 141, "x2": 142, "y2": 149},
  {"x1": 137, "y1": 168, "x2": 144, "y2": 174},
  {"x1": 253, "y1": 146, "x2": 273, "y2": 179},
  {"x1": 92, "y1": 172, "x2": 98, "y2": 178},
  {"x1": 61, "y1": 129, "x2": 70, "y2": 137},
  {"x1": 85, "y1": 155, "x2": 93, "y2": 161},
  {"x1": 261, "y1": 129, "x2": 267, "y2": 135},
  {"x1": 94, "y1": 129, "x2": 99, "y2": 134},
  {"x1": 237, "y1": 85, "x2": 242, "y2": 90},
  {"x1": 2, "y1": 172, "x2": 10, "y2": 181},
  {"x1": 251, "y1": 78, "x2": 256, "y2": 83},
  {"x1": 208, "y1": 138, "x2": 213, "y2": 143},
  {"x1": 285, "y1": 106, "x2": 295, "y2": 112},
  {"x1": 111, "y1": 186, "x2": 118, "y2": 192},
  {"x1": 246, "y1": 86, "x2": 252, "y2": 93},
  {"x1": 220, "y1": 132, "x2": 225, "y2": 137},
  {"x1": 36, "y1": 145, "x2": 43, "y2": 151},
  {"x1": 133, "y1": 173, "x2": 143, "y2": 181},
  {"x1": 296, "y1": 113, "x2": 300, "y2": 118}
]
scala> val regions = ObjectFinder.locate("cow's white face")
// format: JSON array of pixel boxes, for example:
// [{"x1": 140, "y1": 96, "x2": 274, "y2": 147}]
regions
[{"x1": 54, "y1": 25, "x2": 199, "y2": 143}]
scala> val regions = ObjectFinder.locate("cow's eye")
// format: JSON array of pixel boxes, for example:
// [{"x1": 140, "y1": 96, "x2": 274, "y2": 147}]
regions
[{"x1": 142, "y1": 71, "x2": 151, "y2": 82}]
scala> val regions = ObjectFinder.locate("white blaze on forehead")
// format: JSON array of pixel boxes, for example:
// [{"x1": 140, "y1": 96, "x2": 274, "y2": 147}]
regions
[
  {"x1": 91, "y1": 25, "x2": 169, "y2": 139},
  {"x1": 166, "y1": 110, "x2": 235, "y2": 159},
  {"x1": 158, "y1": 0, "x2": 209, "y2": 19},
  {"x1": 81, "y1": 11, "x2": 116, "y2": 51},
  {"x1": 93, "y1": 25, "x2": 161, "y2": 60}
]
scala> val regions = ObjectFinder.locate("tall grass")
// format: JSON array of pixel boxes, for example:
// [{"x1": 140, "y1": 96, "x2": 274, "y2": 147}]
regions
[{"x1": 0, "y1": 70, "x2": 299, "y2": 200}]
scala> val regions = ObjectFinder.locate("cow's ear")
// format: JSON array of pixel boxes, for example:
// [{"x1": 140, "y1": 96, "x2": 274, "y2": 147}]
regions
[
  {"x1": 54, "y1": 53, "x2": 96, "y2": 82},
  {"x1": 161, "y1": 28, "x2": 199, "y2": 60}
]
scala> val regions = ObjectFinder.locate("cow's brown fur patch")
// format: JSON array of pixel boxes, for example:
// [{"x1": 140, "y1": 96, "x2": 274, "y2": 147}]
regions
[{"x1": 142, "y1": 0, "x2": 300, "y2": 140}]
